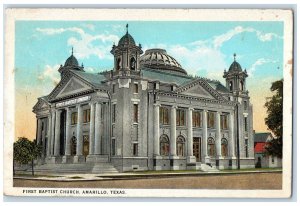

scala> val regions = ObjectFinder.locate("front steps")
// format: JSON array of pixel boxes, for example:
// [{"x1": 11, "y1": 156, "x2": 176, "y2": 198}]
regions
[{"x1": 30, "y1": 162, "x2": 119, "y2": 174}]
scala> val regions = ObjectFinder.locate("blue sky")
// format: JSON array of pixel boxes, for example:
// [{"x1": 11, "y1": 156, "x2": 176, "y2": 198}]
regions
[{"x1": 14, "y1": 20, "x2": 283, "y2": 136}]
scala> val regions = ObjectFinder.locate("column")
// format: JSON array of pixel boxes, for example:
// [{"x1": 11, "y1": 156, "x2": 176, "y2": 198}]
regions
[
  {"x1": 54, "y1": 110, "x2": 61, "y2": 156},
  {"x1": 203, "y1": 110, "x2": 209, "y2": 161},
  {"x1": 46, "y1": 114, "x2": 52, "y2": 157},
  {"x1": 36, "y1": 119, "x2": 42, "y2": 145},
  {"x1": 187, "y1": 108, "x2": 193, "y2": 157},
  {"x1": 64, "y1": 107, "x2": 71, "y2": 156},
  {"x1": 229, "y1": 112, "x2": 236, "y2": 158},
  {"x1": 50, "y1": 110, "x2": 56, "y2": 156},
  {"x1": 216, "y1": 111, "x2": 222, "y2": 158},
  {"x1": 153, "y1": 103, "x2": 160, "y2": 156},
  {"x1": 94, "y1": 102, "x2": 102, "y2": 155},
  {"x1": 76, "y1": 105, "x2": 83, "y2": 156},
  {"x1": 89, "y1": 103, "x2": 95, "y2": 155},
  {"x1": 170, "y1": 105, "x2": 177, "y2": 156}
]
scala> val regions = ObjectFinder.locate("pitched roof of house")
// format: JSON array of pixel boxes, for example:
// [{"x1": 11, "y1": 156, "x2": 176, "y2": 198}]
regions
[{"x1": 254, "y1": 132, "x2": 272, "y2": 143}]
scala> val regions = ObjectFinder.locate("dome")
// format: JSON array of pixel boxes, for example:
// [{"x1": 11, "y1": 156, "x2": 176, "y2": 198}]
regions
[
  {"x1": 118, "y1": 32, "x2": 136, "y2": 46},
  {"x1": 140, "y1": 49, "x2": 187, "y2": 75},
  {"x1": 229, "y1": 61, "x2": 242, "y2": 72},
  {"x1": 228, "y1": 53, "x2": 242, "y2": 72},
  {"x1": 64, "y1": 54, "x2": 79, "y2": 67}
]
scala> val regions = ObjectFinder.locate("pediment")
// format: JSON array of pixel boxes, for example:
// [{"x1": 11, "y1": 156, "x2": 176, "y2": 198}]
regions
[
  {"x1": 180, "y1": 84, "x2": 216, "y2": 99},
  {"x1": 33, "y1": 98, "x2": 50, "y2": 112},
  {"x1": 176, "y1": 79, "x2": 226, "y2": 101},
  {"x1": 55, "y1": 77, "x2": 92, "y2": 99}
]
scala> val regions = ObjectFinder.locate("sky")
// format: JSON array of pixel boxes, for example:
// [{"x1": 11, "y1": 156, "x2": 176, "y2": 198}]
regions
[{"x1": 14, "y1": 21, "x2": 283, "y2": 140}]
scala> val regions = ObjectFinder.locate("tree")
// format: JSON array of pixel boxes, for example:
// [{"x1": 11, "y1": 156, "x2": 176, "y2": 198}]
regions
[
  {"x1": 13, "y1": 137, "x2": 42, "y2": 176},
  {"x1": 264, "y1": 79, "x2": 283, "y2": 158}
]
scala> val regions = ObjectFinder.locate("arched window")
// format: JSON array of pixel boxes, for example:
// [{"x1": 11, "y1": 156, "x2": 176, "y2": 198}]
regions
[
  {"x1": 207, "y1": 137, "x2": 215, "y2": 157},
  {"x1": 176, "y1": 136, "x2": 185, "y2": 156},
  {"x1": 116, "y1": 58, "x2": 121, "y2": 70},
  {"x1": 229, "y1": 81, "x2": 233, "y2": 91},
  {"x1": 71, "y1": 136, "x2": 77, "y2": 156},
  {"x1": 221, "y1": 138, "x2": 228, "y2": 157},
  {"x1": 130, "y1": 57, "x2": 136, "y2": 70},
  {"x1": 240, "y1": 80, "x2": 244, "y2": 91},
  {"x1": 160, "y1": 135, "x2": 169, "y2": 156}
]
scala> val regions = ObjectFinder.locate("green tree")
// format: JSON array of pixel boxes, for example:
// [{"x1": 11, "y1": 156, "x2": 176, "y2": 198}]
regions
[
  {"x1": 13, "y1": 137, "x2": 42, "y2": 176},
  {"x1": 264, "y1": 79, "x2": 283, "y2": 158}
]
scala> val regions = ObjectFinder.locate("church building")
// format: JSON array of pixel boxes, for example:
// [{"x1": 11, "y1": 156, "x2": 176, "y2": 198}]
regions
[{"x1": 33, "y1": 26, "x2": 255, "y2": 172}]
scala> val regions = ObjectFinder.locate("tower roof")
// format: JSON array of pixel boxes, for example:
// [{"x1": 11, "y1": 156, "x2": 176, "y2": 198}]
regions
[
  {"x1": 64, "y1": 48, "x2": 79, "y2": 67},
  {"x1": 228, "y1": 53, "x2": 242, "y2": 72},
  {"x1": 118, "y1": 24, "x2": 136, "y2": 46}
]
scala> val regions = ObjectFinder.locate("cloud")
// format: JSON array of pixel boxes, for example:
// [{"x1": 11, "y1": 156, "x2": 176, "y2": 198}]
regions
[
  {"x1": 36, "y1": 27, "x2": 119, "y2": 60},
  {"x1": 248, "y1": 58, "x2": 277, "y2": 77},
  {"x1": 37, "y1": 64, "x2": 60, "y2": 86},
  {"x1": 212, "y1": 26, "x2": 281, "y2": 48}
]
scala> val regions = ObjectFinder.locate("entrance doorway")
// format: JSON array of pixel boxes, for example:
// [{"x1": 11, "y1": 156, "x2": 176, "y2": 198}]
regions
[
  {"x1": 71, "y1": 136, "x2": 77, "y2": 156},
  {"x1": 83, "y1": 135, "x2": 89, "y2": 158},
  {"x1": 193, "y1": 137, "x2": 201, "y2": 162}
]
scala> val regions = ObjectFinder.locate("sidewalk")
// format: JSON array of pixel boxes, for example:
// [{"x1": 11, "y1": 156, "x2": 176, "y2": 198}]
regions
[{"x1": 13, "y1": 168, "x2": 282, "y2": 182}]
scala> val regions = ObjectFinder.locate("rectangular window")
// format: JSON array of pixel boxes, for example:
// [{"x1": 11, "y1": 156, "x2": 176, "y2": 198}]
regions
[
  {"x1": 133, "y1": 104, "x2": 138, "y2": 123},
  {"x1": 133, "y1": 143, "x2": 138, "y2": 156},
  {"x1": 112, "y1": 104, "x2": 116, "y2": 123},
  {"x1": 160, "y1": 107, "x2": 169, "y2": 125},
  {"x1": 245, "y1": 139, "x2": 249, "y2": 158},
  {"x1": 71, "y1": 112, "x2": 78, "y2": 125},
  {"x1": 176, "y1": 109, "x2": 185, "y2": 126},
  {"x1": 221, "y1": 114, "x2": 228, "y2": 130},
  {"x1": 111, "y1": 139, "x2": 116, "y2": 156},
  {"x1": 112, "y1": 84, "x2": 115, "y2": 93},
  {"x1": 192, "y1": 111, "x2": 202, "y2": 127},
  {"x1": 134, "y1": 84, "x2": 138, "y2": 93},
  {"x1": 83, "y1": 109, "x2": 90, "y2": 123},
  {"x1": 244, "y1": 101, "x2": 247, "y2": 110},
  {"x1": 207, "y1": 112, "x2": 215, "y2": 128},
  {"x1": 244, "y1": 117, "x2": 248, "y2": 131}
]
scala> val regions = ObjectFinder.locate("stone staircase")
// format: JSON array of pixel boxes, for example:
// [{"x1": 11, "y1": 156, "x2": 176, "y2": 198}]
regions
[
  {"x1": 32, "y1": 162, "x2": 119, "y2": 174},
  {"x1": 200, "y1": 163, "x2": 219, "y2": 172}
]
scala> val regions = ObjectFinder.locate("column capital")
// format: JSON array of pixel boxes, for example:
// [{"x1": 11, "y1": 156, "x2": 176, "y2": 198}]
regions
[
  {"x1": 154, "y1": 103, "x2": 161, "y2": 107},
  {"x1": 76, "y1": 104, "x2": 83, "y2": 109},
  {"x1": 171, "y1": 105, "x2": 177, "y2": 109},
  {"x1": 203, "y1": 109, "x2": 208, "y2": 113},
  {"x1": 188, "y1": 107, "x2": 194, "y2": 111}
]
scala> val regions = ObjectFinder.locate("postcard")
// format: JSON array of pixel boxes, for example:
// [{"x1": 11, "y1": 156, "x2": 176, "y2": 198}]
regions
[{"x1": 3, "y1": 8, "x2": 293, "y2": 198}]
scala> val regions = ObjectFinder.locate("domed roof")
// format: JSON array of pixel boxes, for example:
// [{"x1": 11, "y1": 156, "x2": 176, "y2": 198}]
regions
[
  {"x1": 228, "y1": 53, "x2": 242, "y2": 72},
  {"x1": 64, "y1": 48, "x2": 79, "y2": 67},
  {"x1": 140, "y1": 49, "x2": 187, "y2": 75},
  {"x1": 118, "y1": 32, "x2": 136, "y2": 46}
]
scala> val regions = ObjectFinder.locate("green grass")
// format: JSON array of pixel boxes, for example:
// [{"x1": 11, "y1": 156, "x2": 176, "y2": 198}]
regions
[
  {"x1": 124, "y1": 170, "x2": 203, "y2": 174},
  {"x1": 14, "y1": 174, "x2": 61, "y2": 178},
  {"x1": 220, "y1": 167, "x2": 282, "y2": 172}
]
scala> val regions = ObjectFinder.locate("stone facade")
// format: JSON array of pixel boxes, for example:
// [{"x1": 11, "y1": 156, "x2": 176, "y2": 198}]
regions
[{"x1": 33, "y1": 29, "x2": 255, "y2": 172}]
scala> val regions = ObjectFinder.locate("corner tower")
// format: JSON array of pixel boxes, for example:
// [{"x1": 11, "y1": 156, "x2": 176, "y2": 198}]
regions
[
  {"x1": 223, "y1": 53, "x2": 254, "y2": 167},
  {"x1": 58, "y1": 48, "x2": 84, "y2": 78},
  {"x1": 110, "y1": 24, "x2": 143, "y2": 76}
]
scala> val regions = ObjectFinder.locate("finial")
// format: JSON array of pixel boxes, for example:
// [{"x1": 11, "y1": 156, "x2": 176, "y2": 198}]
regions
[
  {"x1": 126, "y1": 24, "x2": 128, "y2": 34},
  {"x1": 81, "y1": 63, "x2": 84, "y2": 67},
  {"x1": 71, "y1": 47, "x2": 74, "y2": 56},
  {"x1": 233, "y1": 53, "x2": 236, "y2": 61}
]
